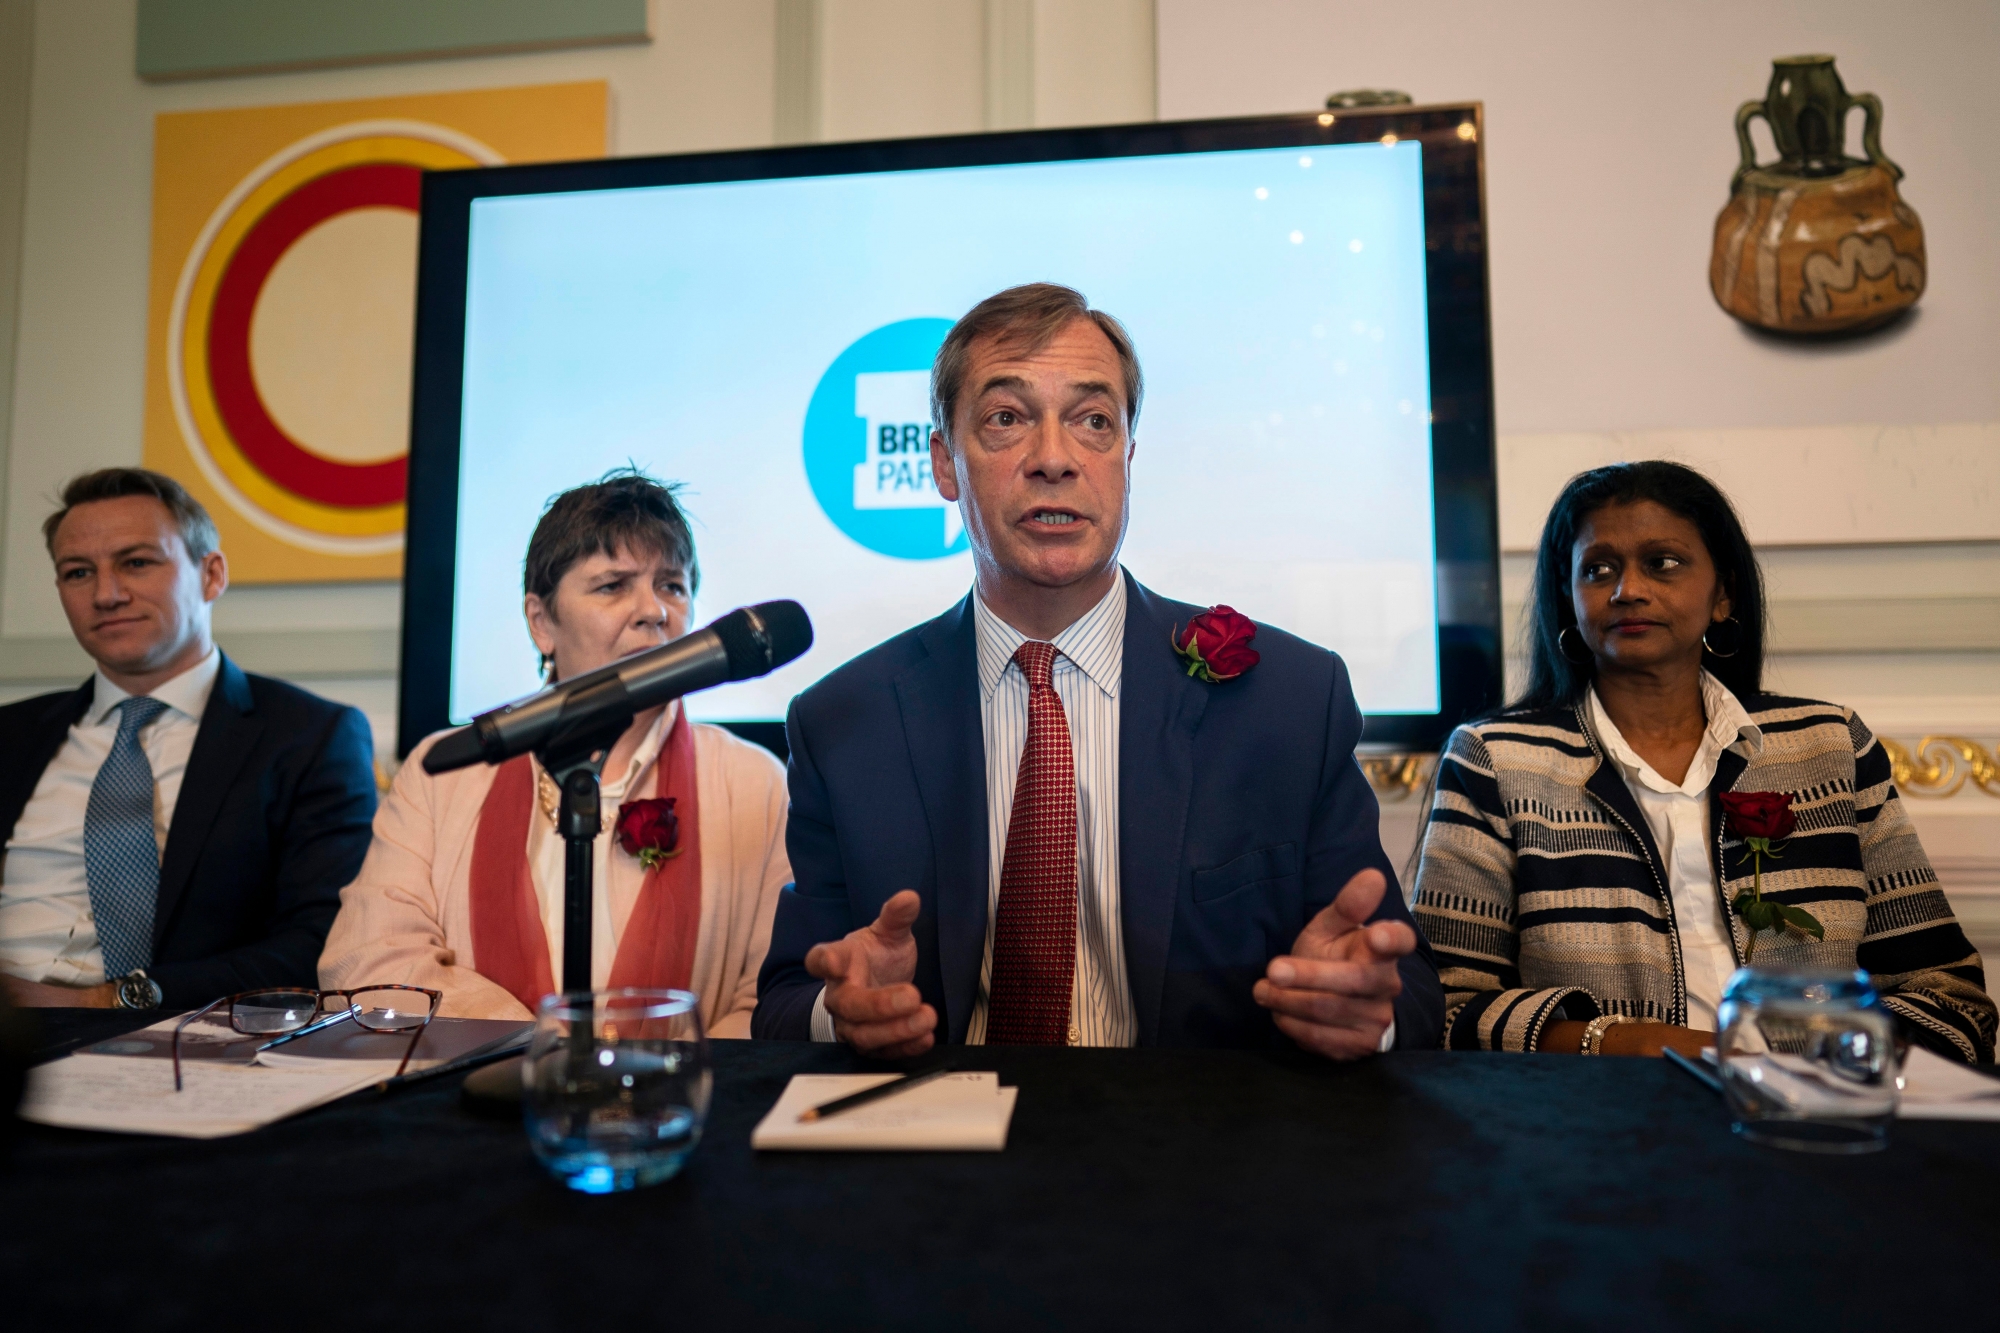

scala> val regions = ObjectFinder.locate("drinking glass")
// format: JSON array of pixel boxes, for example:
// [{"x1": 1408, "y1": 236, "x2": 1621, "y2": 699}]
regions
[
  {"x1": 524, "y1": 988, "x2": 711, "y2": 1193},
  {"x1": 1716, "y1": 967, "x2": 1898, "y2": 1153}
]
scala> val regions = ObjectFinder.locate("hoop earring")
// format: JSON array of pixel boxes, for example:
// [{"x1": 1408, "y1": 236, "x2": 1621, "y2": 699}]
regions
[
  {"x1": 1702, "y1": 616, "x2": 1742, "y2": 659},
  {"x1": 1557, "y1": 625, "x2": 1594, "y2": 665}
]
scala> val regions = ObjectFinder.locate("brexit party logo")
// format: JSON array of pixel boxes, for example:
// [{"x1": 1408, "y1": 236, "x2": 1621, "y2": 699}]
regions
[{"x1": 802, "y1": 319, "x2": 969, "y2": 560}]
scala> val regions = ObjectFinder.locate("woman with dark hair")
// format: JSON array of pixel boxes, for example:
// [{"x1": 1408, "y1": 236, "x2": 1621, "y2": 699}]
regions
[
  {"x1": 320, "y1": 470, "x2": 790, "y2": 1033},
  {"x1": 1412, "y1": 461, "x2": 1993, "y2": 1061}
]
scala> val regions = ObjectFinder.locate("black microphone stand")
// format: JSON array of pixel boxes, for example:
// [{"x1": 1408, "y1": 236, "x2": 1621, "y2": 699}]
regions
[{"x1": 532, "y1": 675, "x2": 636, "y2": 1071}]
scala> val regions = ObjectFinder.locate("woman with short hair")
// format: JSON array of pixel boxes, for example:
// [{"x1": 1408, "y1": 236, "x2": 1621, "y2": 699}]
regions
[
  {"x1": 321, "y1": 470, "x2": 789, "y2": 1034},
  {"x1": 1412, "y1": 461, "x2": 1993, "y2": 1061}
]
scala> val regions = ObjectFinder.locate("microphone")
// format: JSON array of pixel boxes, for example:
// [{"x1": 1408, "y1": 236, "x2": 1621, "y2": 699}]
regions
[{"x1": 423, "y1": 600, "x2": 812, "y2": 775}]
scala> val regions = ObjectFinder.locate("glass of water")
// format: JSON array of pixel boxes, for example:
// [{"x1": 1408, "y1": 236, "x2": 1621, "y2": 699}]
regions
[
  {"x1": 1717, "y1": 967, "x2": 1898, "y2": 1154},
  {"x1": 524, "y1": 988, "x2": 712, "y2": 1193}
]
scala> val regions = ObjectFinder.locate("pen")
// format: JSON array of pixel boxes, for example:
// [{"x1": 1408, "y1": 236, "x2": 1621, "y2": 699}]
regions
[
  {"x1": 797, "y1": 1059, "x2": 957, "y2": 1123},
  {"x1": 256, "y1": 1009, "x2": 354, "y2": 1052},
  {"x1": 1664, "y1": 1046, "x2": 1724, "y2": 1096}
]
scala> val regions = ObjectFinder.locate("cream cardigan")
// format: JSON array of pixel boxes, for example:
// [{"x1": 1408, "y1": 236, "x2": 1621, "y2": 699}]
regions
[{"x1": 319, "y1": 720, "x2": 790, "y2": 1037}]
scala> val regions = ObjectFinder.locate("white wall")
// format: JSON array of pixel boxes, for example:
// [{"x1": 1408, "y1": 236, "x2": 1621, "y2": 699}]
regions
[{"x1": 1159, "y1": 0, "x2": 1999, "y2": 433}]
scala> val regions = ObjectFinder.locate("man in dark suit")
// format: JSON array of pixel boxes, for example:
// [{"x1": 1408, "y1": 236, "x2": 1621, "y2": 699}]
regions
[
  {"x1": 0, "y1": 469, "x2": 375, "y2": 1011},
  {"x1": 755, "y1": 285, "x2": 1442, "y2": 1056}
]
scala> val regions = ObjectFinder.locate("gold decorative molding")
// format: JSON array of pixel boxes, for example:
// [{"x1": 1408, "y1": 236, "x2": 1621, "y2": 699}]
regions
[
  {"x1": 1360, "y1": 753, "x2": 1434, "y2": 801},
  {"x1": 1882, "y1": 737, "x2": 2000, "y2": 799},
  {"x1": 1362, "y1": 740, "x2": 2000, "y2": 802}
]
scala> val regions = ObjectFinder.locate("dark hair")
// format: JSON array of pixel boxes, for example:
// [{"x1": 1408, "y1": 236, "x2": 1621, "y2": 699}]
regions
[
  {"x1": 43, "y1": 467, "x2": 219, "y2": 561},
  {"x1": 524, "y1": 467, "x2": 699, "y2": 613},
  {"x1": 930, "y1": 283, "x2": 1143, "y2": 441},
  {"x1": 1512, "y1": 460, "x2": 1765, "y2": 713}
]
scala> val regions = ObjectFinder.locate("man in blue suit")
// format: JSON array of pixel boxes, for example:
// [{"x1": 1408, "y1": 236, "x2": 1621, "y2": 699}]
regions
[
  {"x1": 755, "y1": 284, "x2": 1441, "y2": 1057},
  {"x1": 0, "y1": 469, "x2": 375, "y2": 1011}
]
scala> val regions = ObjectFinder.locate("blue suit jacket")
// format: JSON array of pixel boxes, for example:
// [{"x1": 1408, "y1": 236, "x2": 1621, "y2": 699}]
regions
[{"x1": 754, "y1": 573, "x2": 1443, "y2": 1049}]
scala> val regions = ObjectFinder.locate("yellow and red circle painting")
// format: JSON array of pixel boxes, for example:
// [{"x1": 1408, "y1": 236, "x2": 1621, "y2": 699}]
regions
[{"x1": 168, "y1": 120, "x2": 502, "y2": 554}]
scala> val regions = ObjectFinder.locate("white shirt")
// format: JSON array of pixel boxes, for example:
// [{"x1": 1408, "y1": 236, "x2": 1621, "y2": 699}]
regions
[
  {"x1": 1588, "y1": 671, "x2": 1763, "y2": 1030},
  {"x1": 813, "y1": 576, "x2": 1138, "y2": 1045},
  {"x1": 0, "y1": 649, "x2": 222, "y2": 985},
  {"x1": 525, "y1": 702, "x2": 675, "y2": 990}
]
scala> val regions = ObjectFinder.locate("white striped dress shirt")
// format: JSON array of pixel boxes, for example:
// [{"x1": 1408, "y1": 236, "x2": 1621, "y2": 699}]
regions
[{"x1": 966, "y1": 576, "x2": 1136, "y2": 1046}]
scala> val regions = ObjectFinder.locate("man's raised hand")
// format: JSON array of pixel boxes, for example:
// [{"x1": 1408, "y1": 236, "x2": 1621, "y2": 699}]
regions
[
  {"x1": 1252, "y1": 868, "x2": 1412, "y2": 1060},
  {"x1": 804, "y1": 890, "x2": 937, "y2": 1058}
]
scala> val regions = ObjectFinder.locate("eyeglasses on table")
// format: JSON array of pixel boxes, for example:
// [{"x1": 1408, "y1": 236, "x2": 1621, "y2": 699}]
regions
[{"x1": 172, "y1": 986, "x2": 443, "y2": 1090}]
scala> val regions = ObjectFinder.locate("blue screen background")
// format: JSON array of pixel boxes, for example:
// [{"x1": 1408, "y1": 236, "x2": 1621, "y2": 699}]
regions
[{"x1": 453, "y1": 140, "x2": 1438, "y2": 724}]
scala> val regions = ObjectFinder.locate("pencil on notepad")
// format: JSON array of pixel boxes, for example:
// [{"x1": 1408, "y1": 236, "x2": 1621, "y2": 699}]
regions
[{"x1": 797, "y1": 1060, "x2": 957, "y2": 1122}]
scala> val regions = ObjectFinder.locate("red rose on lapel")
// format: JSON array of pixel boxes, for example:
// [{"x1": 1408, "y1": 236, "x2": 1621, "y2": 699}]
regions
[
  {"x1": 1720, "y1": 790, "x2": 1817, "y2": 959},
  {"x1": 1173, "y1": 605, "x2": 1260, "y2": 683},
  {"x1": 614, "y1": 796, "x2": 680, "y2": 870},
  {"x1": 1719, "y1": 790, "x2": 1796, "y2": 842}
]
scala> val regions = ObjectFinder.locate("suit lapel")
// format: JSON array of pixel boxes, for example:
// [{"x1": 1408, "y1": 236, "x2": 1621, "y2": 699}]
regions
[
  {"x1": 0, "y1": 682, "x2": 93, "y2": 843},
  {"x1": 1709, "y1": 746, "x2": 1751, "y2": 895},
  {"x1": 155, "y1": 657, "x2": 261, "y2": 948},
  {"x1": 893, "y1": 596, "x2": 989, "y2": 1043},
  {"x1": 1117, "y1": 575, "x2": 1208, "y2": 1046}
]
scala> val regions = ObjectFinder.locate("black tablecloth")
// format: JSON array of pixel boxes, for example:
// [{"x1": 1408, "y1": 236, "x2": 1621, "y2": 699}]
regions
[{"x1": 4, "y1": 1010, "x2": 1997, "y2": 1331}]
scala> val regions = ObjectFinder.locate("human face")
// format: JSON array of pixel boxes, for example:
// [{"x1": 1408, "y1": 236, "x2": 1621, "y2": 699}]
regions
[
  {"x1": 51, "y1": 496, "x2": 226, "y2": 684},
  {"x1": 931, "y1": 317, "x2": 1133, "y2": 599},
  {"x1": 524, "y1": 543, "x2": 692, "y2": 682},
  {"x1": 1570, "y1": 499, "x2": 1731, "y2": 676}
]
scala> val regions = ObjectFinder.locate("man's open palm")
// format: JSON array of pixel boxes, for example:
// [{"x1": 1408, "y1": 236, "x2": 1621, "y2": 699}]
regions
[
  {"x1": 805, "y1": 889, "x2": 937, "y2": 1058},
  {"x1": 1252, "y1": 869, "x2": 1413, "y2": 1060}
]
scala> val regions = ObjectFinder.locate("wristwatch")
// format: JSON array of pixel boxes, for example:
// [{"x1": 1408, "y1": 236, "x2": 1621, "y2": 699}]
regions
[{"x1": 112, "y1": 970, "x2": 164, "y2": 1010}]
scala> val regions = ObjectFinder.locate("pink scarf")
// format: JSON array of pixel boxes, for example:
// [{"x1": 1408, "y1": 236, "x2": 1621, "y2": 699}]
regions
[{"x1": 467, "y1": 710, "x2": 702, "y2": 1012}]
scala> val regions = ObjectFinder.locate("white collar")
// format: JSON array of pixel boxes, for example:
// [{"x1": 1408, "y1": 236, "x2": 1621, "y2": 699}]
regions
[
  {"x1": 86, "y1": 647, "x2": 222, "y2": 728},
  {"x1": 1588, "y1": 670, "x2": 1762, "y2": 796},
  {"x1": 973, "y1": 571, "x2": 1127, "y2": 702}
]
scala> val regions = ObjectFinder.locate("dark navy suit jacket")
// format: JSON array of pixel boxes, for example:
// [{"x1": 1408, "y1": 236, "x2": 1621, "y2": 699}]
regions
[
  {"x1": 0, "y1": 656, "x2": 376, "y2": 1007},
  {"x1": 755, "y1": 573, "x2": 1444, "y2": 1049}
]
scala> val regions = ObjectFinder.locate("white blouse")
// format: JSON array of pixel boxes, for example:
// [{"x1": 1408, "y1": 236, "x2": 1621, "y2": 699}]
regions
[{"x1": 1587, "y1": 671, "x2": 1765, "y2": 1030}]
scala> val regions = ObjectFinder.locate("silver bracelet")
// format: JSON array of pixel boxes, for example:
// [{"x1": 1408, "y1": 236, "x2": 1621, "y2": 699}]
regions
[{"x1": 1581, "y1": 1013, "x2": 1631, "y2": 1056}]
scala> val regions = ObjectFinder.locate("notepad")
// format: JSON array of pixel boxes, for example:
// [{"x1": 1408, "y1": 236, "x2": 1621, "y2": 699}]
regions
[
  {"x1": 21, "y1": 1054, "x2": 384, "y2": 1139},
  {"x1": 751, "y1": 1071, "x2": 1018, "y2": 1151},
  {"x1": 1702, "y1": 1043, "x2": 2000, "y2": 1123},
  {"x1": 1896, "y1": 1045, "x2": 2000, "y2": 1121},
  {"x1": 22, "y1": 1014, "x2": 530, "y2": 1138}
]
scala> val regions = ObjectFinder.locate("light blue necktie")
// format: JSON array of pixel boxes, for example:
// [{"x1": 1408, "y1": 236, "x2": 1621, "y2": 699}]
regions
[{"x1": 85, "y1": 695, "x2": 170, "y2": 979}]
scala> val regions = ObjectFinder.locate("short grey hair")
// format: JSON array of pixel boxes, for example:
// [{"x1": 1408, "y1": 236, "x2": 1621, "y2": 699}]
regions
[{"x1": 929, "y1": 283, "x2": 1143, "y2": 443}]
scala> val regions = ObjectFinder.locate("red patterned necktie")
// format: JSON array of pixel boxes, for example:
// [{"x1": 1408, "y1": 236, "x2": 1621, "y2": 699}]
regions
[{"x1": 986, "y1": 640, "x2": 1078, "y2": 1045}]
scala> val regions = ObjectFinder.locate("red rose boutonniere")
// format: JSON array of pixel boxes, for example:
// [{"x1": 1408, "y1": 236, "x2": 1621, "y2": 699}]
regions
[
  {"x1": 614, "y1": 797, "x2": 681, "y2": 871},
  {"x1": 1719, "y1": 790, "x2": 1821, "y2": 957},
  {"x1": 1173, "y1": 605, "x2": 1260, "y2": 683}
]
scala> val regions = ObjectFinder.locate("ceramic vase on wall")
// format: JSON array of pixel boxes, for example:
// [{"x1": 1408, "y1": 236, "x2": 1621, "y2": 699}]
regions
[{"x1": 1710, "y1": 55, "x2": 1924, "y2": 336}]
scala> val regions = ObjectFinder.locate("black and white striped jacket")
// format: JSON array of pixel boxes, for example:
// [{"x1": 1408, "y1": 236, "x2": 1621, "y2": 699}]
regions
[{"x1": 1411, "y1": 696, "x2": 1994, "y2": 1062}]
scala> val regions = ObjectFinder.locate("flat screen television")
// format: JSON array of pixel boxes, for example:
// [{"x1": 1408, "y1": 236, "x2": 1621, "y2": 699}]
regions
[{"x1": 401, "y1": 104, "x2": 1500, "y2": 758}]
